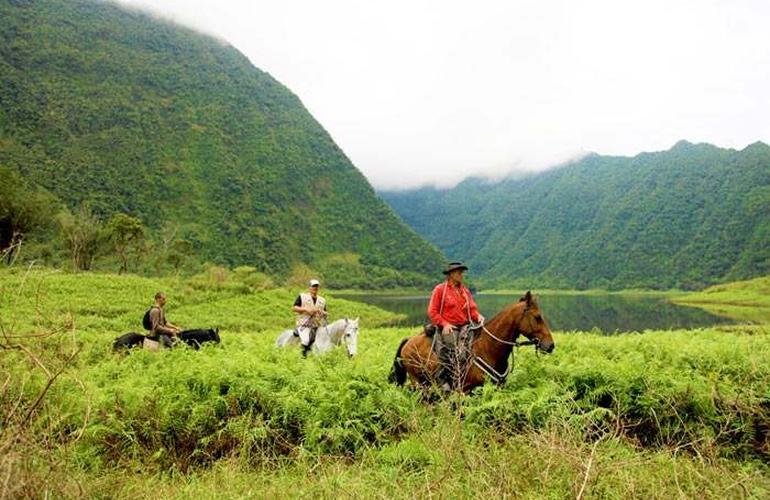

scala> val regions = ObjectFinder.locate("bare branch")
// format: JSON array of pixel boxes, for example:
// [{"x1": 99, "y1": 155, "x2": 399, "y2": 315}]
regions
[{"x1": 24, "y1": 347, "x2": 81, "y2": 422}]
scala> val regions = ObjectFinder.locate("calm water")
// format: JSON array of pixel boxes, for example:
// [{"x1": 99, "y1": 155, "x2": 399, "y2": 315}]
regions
[{"x1": 336, "y1": 293, "x2": 739, "y2": 333}]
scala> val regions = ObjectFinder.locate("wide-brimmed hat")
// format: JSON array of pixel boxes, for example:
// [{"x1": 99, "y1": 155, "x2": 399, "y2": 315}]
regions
[{"x1": 442, "y1": 262, "x2": 469, "y2": 275}]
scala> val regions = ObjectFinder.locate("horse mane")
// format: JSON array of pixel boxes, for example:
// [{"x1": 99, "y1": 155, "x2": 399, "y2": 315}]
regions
[
  {"x1": 484, "y1": 298, "x2": 527, "y2": 325},
  {"x1": 480, "y1": 293, "x2": 538, "y2": 340}
]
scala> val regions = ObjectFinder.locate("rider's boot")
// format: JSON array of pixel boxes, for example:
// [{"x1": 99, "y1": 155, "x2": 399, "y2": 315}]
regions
[{"x1": 301, "y1": 343, "x2": 311, "y2": 357}]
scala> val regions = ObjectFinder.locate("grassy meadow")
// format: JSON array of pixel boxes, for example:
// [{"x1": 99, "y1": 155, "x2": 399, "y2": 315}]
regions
[
  {"x1": 2, "y1": 267, "x2": 770, "y2": 498},
  {"x1": 673, "y1": 276, "x2": 770, "y2": 323}
]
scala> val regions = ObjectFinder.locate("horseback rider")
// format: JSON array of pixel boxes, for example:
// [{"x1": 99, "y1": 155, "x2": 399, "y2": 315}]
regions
[
  {"x1": 428, "y1": 262, "x2": 484, "y2": 389},
  {"x1": 147, "y1": 291, "x2": 182, "y2": 348},
  {"x1": 292, "y1": 279, "x2": 327, "y2": 357}
]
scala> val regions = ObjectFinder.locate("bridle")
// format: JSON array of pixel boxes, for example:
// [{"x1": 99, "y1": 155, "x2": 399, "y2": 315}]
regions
[
  {"x1": 469, "y1": 317, "x2": 540, "y2": 385},
  {"x1": 342, "y1": 318, "x2": 358, "y2": 357}
]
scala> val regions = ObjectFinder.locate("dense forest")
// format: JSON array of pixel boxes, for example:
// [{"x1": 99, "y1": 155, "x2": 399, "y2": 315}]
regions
[
  {"x1": 0, "y1": 0, "x2": 444, "y2": 287},
  {"x1": 382, "y1": 141, "x2": 770, "y2": 290}
]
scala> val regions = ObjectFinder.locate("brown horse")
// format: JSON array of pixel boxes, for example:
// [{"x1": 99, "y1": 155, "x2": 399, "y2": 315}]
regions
[{"x1": 388, "y1": 291, "x2": 554, "y2": 393}]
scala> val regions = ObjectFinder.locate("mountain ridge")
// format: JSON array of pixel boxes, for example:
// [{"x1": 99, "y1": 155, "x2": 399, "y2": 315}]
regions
[
  {"x1": 0, "y1": 0, "x2": 445, "y2": 285},
  {"x1": 381, "y1": 141, "x2": 769, "y2": 193},
  {"x1": 381, "y1": 141, "x2": 770, "y2": 290}
]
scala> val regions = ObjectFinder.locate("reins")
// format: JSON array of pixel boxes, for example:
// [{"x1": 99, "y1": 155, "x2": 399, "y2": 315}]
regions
[
  {"x1": 470, "y1": 320, "x2": 538, "y2": 385},
  {"x1": 297, "y1": 311, "x2": 328, "y2": 331},
  {"x1": 480, "y1": 324, "x2": 538, "y2": 347},
  {"x1": 472, "y1": 309, "x2": 540, "y2": 347}
]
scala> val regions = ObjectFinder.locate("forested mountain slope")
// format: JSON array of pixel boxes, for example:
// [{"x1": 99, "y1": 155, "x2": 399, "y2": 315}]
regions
[
  {"x1": 0, "y1": 0, "x2": 444, "y2": 284},
  {"x1": 381, "y1": 141, "x2": 770, "y2": 290}
]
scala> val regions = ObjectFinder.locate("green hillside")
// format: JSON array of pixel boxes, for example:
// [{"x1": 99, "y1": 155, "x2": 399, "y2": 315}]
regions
[
  {"x1": 0, "y1": 0, "x2": 444, "y2": 285},
  {"x1": 382, "y1": 141, "x2": 770, "y2": 290},
  {"x1": 672, "y1": 275, "x2": 770, "y2": 323},
  {"x1": 677, "y1": 275, "x2": 770, "y2": 308}
]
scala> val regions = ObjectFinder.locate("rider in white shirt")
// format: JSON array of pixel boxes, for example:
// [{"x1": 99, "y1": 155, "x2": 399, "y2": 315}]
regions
[{"x1": 292, "y1": 279, "x2": 327, "y2": 357}]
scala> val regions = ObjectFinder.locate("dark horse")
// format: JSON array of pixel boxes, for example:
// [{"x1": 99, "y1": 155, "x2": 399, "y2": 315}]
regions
[
  {"x1": 388, "y1": 291, "x2": 554, "y2": 393},
  {"x1": 179, "y1": 328, "x2": 220, "y2": 350},
  {"x1": 113, "y1": 328, "x2": 220, "y2": 351}
]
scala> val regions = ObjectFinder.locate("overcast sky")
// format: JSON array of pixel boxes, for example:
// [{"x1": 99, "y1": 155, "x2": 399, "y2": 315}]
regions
[{"x1": 116, "y1": 0, "x2": 770, "y2": 189}]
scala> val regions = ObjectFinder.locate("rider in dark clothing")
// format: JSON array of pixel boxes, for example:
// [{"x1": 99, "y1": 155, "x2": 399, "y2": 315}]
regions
[{"x1": 148, "y1": 292, "x2": 181, "y2": 348}]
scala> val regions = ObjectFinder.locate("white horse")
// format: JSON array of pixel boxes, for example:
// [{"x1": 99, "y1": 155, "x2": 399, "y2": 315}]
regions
[{"x1": 275, "y1": 317, "x2": 360, "y2": 357}]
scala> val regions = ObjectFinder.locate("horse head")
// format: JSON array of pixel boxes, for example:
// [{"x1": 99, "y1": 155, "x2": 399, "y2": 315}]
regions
[
  {"x1": 178, "y1": 328, "x2": 221, "y2": 349},
  {"x1": 342, "y1": 317, "x2": 359, "y2": 357},
  {"x1": 516, "y1": 291, "x2": 554, "y2": 353}
]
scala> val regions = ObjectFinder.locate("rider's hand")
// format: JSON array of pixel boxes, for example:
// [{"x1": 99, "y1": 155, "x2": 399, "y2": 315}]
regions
[
  {"x1": 442, "y1": 324, "x2": 455, "y2": 336},
  {"x1": 477, "y1": 314, "x2": 485, "y2": 324}
]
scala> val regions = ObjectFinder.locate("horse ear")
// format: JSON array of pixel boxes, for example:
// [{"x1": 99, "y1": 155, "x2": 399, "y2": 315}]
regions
[{"x1": 520, "y1": 290, "x2": 532, "y2": 305}]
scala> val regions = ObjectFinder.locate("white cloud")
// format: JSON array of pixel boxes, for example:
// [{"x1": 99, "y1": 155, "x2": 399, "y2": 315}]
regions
[{"x1": 115, "y1": 0, "x2": 770, "y2": 189}]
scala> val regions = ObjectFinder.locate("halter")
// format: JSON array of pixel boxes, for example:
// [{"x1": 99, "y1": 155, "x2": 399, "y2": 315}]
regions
[{"x1": 341, "y1": 317, "x2": 359, "y2": 357}]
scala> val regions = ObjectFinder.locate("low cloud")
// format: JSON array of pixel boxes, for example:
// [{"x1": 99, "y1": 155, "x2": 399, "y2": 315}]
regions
[{"x1": 116, "y1": 0, "x2": 770, "y2": 190}]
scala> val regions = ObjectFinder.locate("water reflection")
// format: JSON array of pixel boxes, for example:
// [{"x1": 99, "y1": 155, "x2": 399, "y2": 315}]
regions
[{"x1": 335, "y1": 293, "x2": 738, "y2": 333}]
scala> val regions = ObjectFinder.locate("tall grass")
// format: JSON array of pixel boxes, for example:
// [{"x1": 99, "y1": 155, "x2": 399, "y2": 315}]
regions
[{"x1": 1, "y1": 267, "x2": 769, "y2": 497}]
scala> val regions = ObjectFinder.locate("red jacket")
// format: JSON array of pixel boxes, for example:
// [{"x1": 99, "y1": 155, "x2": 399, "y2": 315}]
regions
[{"x1": 428, "y1": 281, "x2": 480, "y2": 327}]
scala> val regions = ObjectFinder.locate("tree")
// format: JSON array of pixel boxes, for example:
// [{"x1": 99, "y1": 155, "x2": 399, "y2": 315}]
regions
[
  {"x1": 58, "y1": 204, "x2": 103, "y2": 272},
  {"x1": 0, "y1": 166, "x2": 58, "y2": 263},
  {"x1": 105, "y1": 213, "x2": 145, "y2": 274},
  {"x1": 166, "y1": 239, "x2": 193, "y2": 274}
]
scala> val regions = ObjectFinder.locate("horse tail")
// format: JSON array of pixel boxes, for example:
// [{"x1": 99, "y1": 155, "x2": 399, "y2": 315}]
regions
[{"x1": 388, "y1": 337, "x2": 410, "y2": 386}]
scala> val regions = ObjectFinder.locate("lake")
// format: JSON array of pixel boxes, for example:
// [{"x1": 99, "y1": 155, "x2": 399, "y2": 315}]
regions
[{"x1": 335, "y1": 292, "x2": 739, "y2": 333}]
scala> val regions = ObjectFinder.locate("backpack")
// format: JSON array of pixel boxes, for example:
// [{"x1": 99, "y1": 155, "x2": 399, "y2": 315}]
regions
[{"x1": 142, "y1": 307, "x2": 157, "y2": 331}]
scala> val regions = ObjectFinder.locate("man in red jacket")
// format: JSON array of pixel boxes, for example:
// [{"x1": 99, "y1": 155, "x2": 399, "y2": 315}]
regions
[
  {"x1": 427, "y1": 262, "x2": 484, "y2": 390},
  {"x1": 428, "y1": 261, "x2": 482, "y2": 334}
]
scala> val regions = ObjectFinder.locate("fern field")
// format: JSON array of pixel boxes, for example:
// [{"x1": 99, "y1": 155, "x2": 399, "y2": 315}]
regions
[{"x1": 2, "y1": 268, "x2": 769, "y2": 498}]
